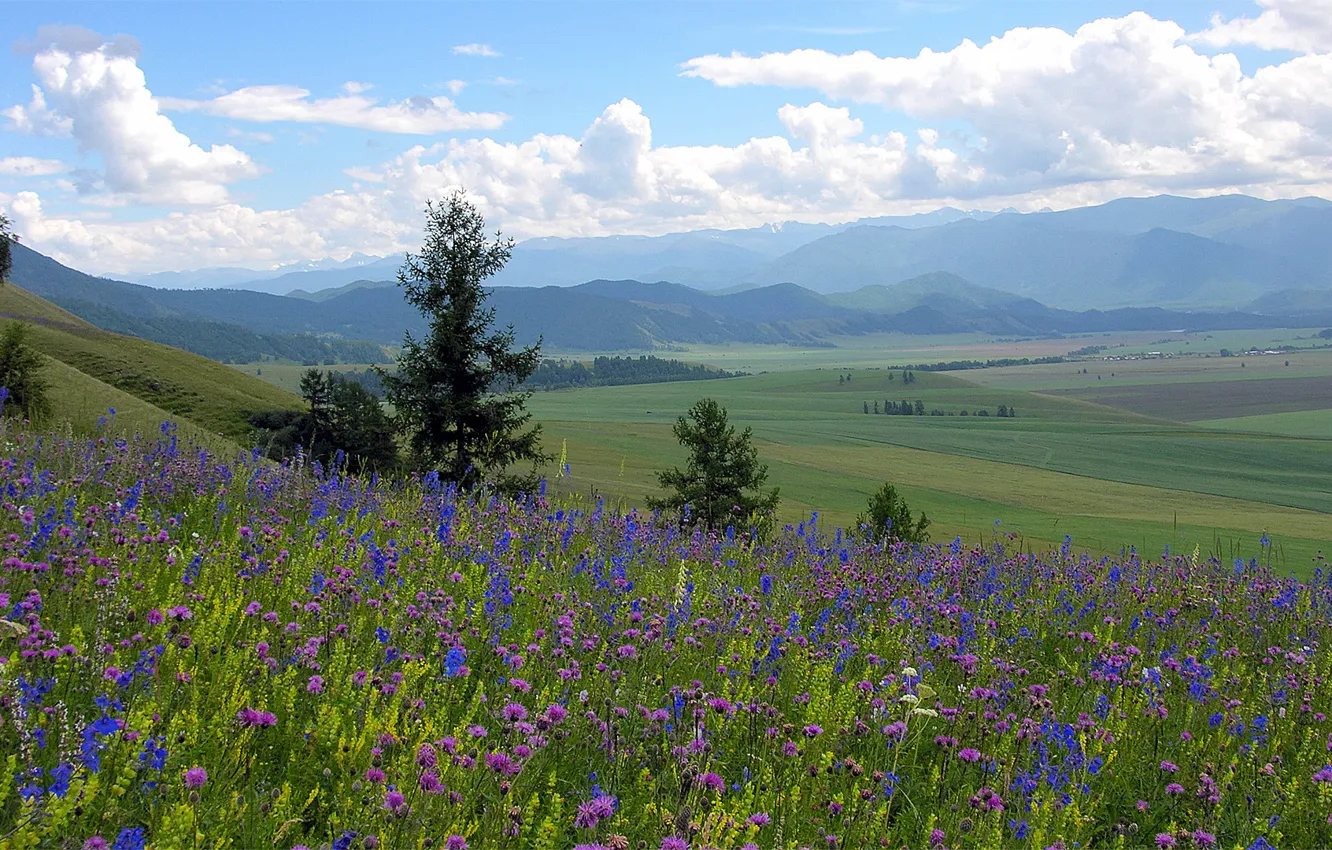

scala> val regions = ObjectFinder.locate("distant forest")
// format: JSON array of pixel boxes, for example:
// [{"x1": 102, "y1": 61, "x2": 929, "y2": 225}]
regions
[
  {"x1": 523, "y1": 355, "x2": 746, "y2": 390},
  {"x1": 328, "y1": 356, "x2": 744, "y2": 398},
  {"x1": 61, "y1": 299, "x2": 391, "y2": 365}
]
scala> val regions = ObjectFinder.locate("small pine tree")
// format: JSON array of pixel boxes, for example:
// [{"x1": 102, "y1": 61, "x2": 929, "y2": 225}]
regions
[
  {"x1": 874, "y1": 401, "x2": 880, "y2": 414},
  {"x1": 863, "y1": 401, "x2": 869, "y2": 414},
  {"x1": 300, "y1": 369, "x2": 334, "y2": 450},
  {"x1": 856, "y1": 483, "x2": 930, "y2": 544},
  {"x1": 0, "y1": 322, "x2": 51, "y2": 421},
  {"x1": 647, "y1": 398, "x2": 779, "y2": 530},
  {"x1": 914, "y1": 399, "x2": 925, "y2": 416},
  {"x1": 328, "y1": 375, "x2": 399, "y2": 471}
]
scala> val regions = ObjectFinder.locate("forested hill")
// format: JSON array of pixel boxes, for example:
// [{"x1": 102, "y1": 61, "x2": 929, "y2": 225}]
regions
[{"x1": 10, "y1": 241, "x2": 1332, "y2": 356}]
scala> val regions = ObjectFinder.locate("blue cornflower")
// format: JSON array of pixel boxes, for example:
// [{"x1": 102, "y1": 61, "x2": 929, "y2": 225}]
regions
[
  {"x1": 444, "y1": 647, "x2": 466, "y2": 677},
  {"x1": 113, "y1": 827, "x2": 145, "y2": 850}
]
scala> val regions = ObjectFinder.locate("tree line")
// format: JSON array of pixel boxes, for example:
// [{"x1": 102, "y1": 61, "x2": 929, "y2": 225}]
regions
[
  {"x1": 54, "y1": 300, "x2": 391, "y2": 366},
  {"x1": 862, "y1": 400, "x2": 1016, "y2": 417},
  {"x1": 890, "y1": 356, "x2": 1066, "y2": 371},
  {"x1": 525, "y1": 355, "x2": 745, "y2": 390}
]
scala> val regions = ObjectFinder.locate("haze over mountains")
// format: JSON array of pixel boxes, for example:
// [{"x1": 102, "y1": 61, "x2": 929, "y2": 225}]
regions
[
  {"x1": 5, "y1": 194, "x2": 1332, "y2": 358},
  {"x1": 99, "y1": 194, "x2": 1332, "y2": 315}
]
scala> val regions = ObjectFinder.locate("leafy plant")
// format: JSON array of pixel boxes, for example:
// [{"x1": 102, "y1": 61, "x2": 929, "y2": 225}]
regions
[
  {"x1": 856, "y1": 481, "x2": 930, "y2": 543},
  {"x1": 0, "y1": 321, "x2": 51, "y2": 421}
]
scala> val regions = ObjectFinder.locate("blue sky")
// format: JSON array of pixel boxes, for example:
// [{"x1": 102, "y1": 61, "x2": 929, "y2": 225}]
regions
[{"x1": 1, "y1": 0, "x2": 1328, "y2": 274}]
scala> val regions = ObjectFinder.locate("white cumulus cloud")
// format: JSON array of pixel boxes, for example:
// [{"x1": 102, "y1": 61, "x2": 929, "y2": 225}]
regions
[
  {"x1": 5, "y1": 30, "x2": 258, "y2": 205},
  {"x1": 681, "y1": 10, "x2": 1332, "y2": 198},
  {"x1": 161, "y1": 86, "x2": 508, "y2": 135},
  {"x1": 1191, "y1": 0, "x2": 1332, "y2": 54}
]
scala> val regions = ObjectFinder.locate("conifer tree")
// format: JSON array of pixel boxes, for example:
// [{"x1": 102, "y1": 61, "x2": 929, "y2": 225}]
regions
[
  {"x1": 380, "y1": 192, "x2": 547, "y2": 490},
  {"x1": 648, "y1": 398, "x2": 779, "y2": 529}
]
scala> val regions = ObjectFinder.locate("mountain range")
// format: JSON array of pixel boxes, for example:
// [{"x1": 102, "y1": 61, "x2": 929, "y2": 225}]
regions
[
  {"x1": 98, "y1": 194, "x2": 1332, "y2": 313},
  {"x1": 8, "y1": 236, "x2": 1331, "y2": 358}
]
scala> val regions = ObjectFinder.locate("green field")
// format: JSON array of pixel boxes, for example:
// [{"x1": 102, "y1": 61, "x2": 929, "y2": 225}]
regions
[
  {"x1": 229, "y1": 330, "x2": 1332, "y2": 573},
  {"x1": 1202, "y1": 409, "x2": 1332, "y2": 438},
  {"x1": 228, "y1": 361, "x2": 380, "y2": 395},
  {"x1": 522, "y1": 348, "x2": 1332, "y2": 573}
]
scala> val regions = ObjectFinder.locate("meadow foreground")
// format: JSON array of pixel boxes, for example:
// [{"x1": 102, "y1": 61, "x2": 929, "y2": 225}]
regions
[{"x1": 0, "y1": 421, "x2": 1329, "y2": 849}]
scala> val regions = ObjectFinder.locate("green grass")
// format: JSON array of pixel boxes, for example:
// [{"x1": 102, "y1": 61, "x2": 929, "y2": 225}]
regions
[
  {"x1": 233, "y1": 332, "x2": 1331, "y2": 571},
  {"x1": 1, "y1": 284, "x2": 303, "y2": 442},
  {"x1": 228, "y1": 361, "x2": 383, "y2": 395},
  {"x1": 1202, "y1": 409, "x2": 1332, "y2": 438},
  {"x1": 528, "y1": 367, "x2": 1331, "y2": 572},
  {"x1": 35, "y1": 355, "x2": 238, "y2": 450}
]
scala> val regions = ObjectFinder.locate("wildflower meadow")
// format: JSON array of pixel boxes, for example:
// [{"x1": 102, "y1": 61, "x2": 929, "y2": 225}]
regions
[{"x1": 1, "y1": 418, "x2": 1330, "y2": 850}]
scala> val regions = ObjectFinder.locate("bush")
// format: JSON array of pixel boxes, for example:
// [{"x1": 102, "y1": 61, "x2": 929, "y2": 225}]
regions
[
  {"x1": 0, "y1": 321, "x2": 51, "y2": 421},
  {"x1": 856, "y1": 482, "x2": 930, "y2": 544}
]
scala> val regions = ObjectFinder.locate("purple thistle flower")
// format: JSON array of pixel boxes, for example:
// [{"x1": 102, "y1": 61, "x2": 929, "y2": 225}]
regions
[{"x1": 183, "y1": 766, "x2": 207, "y2": 788}]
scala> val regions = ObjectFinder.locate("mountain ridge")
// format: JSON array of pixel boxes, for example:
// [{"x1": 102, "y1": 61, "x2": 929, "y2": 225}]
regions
[{"x1": 11, "y1": 240, "x2": 1332, "y2": 356}]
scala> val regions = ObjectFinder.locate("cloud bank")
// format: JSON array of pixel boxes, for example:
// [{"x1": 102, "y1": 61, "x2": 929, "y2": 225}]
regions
[{"x1": 3, "y1": 3, "x2": 1332, "y2": 274}]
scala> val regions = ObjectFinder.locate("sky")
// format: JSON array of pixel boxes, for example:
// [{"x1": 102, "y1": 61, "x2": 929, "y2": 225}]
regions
[{"x1": 1, "y1": 0, "x2": 1330, "y2": 276}]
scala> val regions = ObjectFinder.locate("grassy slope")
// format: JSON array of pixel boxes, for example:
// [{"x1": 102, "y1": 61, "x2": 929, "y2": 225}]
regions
[
  {"x1": 528, "y1": 369, "x2": 1331, "y2": 572},
  {"x1": 1, "y1": 284, "x2": 303, "y2": 441}
]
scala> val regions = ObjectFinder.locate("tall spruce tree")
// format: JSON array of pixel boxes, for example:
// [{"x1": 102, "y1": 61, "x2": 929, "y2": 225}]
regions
[
  {"x1": 380, "y1": 192, "x2": 547, "y2": 490},
  {"x1": 647, "y1": 398, "x2": 779, "y2": 529}
]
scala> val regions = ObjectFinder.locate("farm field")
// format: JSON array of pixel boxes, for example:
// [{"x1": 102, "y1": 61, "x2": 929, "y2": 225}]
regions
[
  {"x1": 1203, "y1": 409, "x2": 1332, "y2": 438},
  {"x1": 234, "y1": 332, "x2": 1332, "y2": 571},
  {"x1": 527, "y1": 367, "x2": 1332, "y2": 573}
]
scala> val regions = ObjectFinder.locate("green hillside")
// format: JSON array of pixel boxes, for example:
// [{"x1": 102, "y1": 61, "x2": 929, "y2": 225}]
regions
[{"x1": 0, "y1": 283, "x2": 303, "y2": 441}]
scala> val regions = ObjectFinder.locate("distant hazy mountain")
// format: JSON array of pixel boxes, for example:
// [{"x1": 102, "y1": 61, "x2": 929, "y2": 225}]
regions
[
  {"x1": 123, "y1": 252, "x2": 394, "y2": 292},
  {"x1": 748, "y1": 214, "x2": 1328, "y2": 308},
  {"x1": 107, "y1": 195, "x2": 1332, "y2": 309},
  {"x1": 145, "y1": 207, "x2": 999, "y2": 296},
  {"x1": 1247, "y1": 287, "x2": 1332, "y2": 315},
  {"x1": 11, "y1": 232, "x2": 1331, "y2": 357},
  {"x1": 129, "y1": 266, "x2": 274, "y2": 289},
  {"x1": 225, "y1": 255, "x2": 406, "y2": 296}
]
